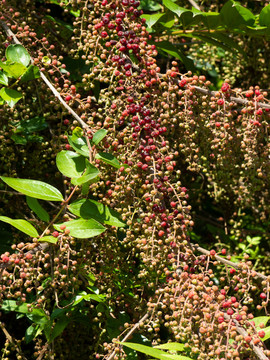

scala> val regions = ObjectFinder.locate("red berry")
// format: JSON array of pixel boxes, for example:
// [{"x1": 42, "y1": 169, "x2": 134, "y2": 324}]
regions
[
  {"x1": 65, "y1": 95, "x2": 72, "y2": 102},
  {"x1": 52, "y1": 231, "x2": 59, "y2": 238},
  {"x1": 258, "y1": 330, "x2": 265, "y2": 338},
  {"x1": 260, "y1": 292, "x2": 267, "y2": 299}
]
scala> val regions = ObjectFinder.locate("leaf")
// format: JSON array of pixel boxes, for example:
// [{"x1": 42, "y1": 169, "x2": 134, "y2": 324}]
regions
[
  {"x1": 54, "y1": 218, "x2": 106, "y2": 239},
  {"x1": 154, "y1": 343, "x2": 185, "y2": 352},
  {"x1": 37, "y1": 236, "x2": 58, "y2": 244},
  {"x1": 50, "y1": 316, "x2": 70, "y2": 342},
  {"x1": 119, "y1": 343, "x2": 193, "y2": 360},
  {"x1": 154, "y1": 41, "x2": 195, "y2": 71},
  {"x1": 1, "y1": 300, "x2": 47, "y2": 319},
  {"x1": 0, "y1": 176, "x2": 64, "y2": 201},
  {"x1": 220, "y1": 0, "x2": 255, "y2": 29},
  {"x1": 68, "y1": 135, "x2": 89, "y2": 157},
  {"x1": 0, "y1": 71, "x2": 8, "y2": 86},
  {"x1": 260, "y1": 326, "x2": 270, "y2": 342},
  {"x1": 159, "y1": 11, "x2": 175, "y2": 29},
  {"x1": 139, "y1": 0, "x2": 162, "y2": 11},
  {"x1": 68, "y1": 198, "x2": 126, "y2": 227},
  {"x1": 141, "y1": 13, "x2": 164, "y2": 28},
  {"x1": 92, "y1": 129, "x2": 108, "y2": 145},
  {"x1": 260, "y1": 4, "x2": 270, "y2": 26},
  {"x1": 0, "y1": 216, "x2": 39, "y2": 237},
  {"x1": 162, "y1": 0, "x2": 192, "y2": 19},
  {"x1": 14, "y1": 116, "x2": 48, "y2": 134},
  {"x1": 253, "y1": 316, "x2": 270, "y2": 328},
  {"x1": 0, "y1": 61, "x2": 27, "y2": 79},
  {"x1": 6, "y1": 44, "x2": 31, "y2": 67},
  {"x1": 0, "y1": 87, "x2": 22, "y2": 108},
  {"x1": 56, "y1": 150, "x2": 86, "y2": 178},
  {"x1": 71, "y1": 161, "x2": 99, "y2": 185},
  {"x1": 95, "y1": 152, "x2": 121, "y2": 168},
  {"x1": 26, "y1": 196, "x2": 50, "y2": 222},
  {"x1": 25, "y1": 324, "x2": 38, "y2": 344},
  {"x1": 20, "y1": 65, "x2": 40, "y2": 82}
]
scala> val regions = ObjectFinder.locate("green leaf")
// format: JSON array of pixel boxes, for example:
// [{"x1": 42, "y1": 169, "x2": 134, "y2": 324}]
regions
[
  {"x1": 154, "y1": 41, "x2": 195, "y2": 71},
  {"x1": 37, "y1": 236, "x2": 58, "y2": 244},
  {"x1": 0, "y1": 176, "x2": 64, "y2": 201},
  {"x1": 0, "y1": 87, "x2": 22, "y2": 108},
  {"x1": 68, "y1": 135, "x2": 89, "y2": 157},
  {"x1": 141, "y1": 13, "x2": 164, "y2": 28},
  {"x1": 139, "y1": 0, "x2": 162, "y2": 11},
  {"x1": 26, "y1": 196, "x2": 50, "y2": 222},
  {"x1": 253, "y1": 316, "x2": 270, "y2": 328},
  {"x1": 220, "y1": 0, "x2": 255, "y2": 29},
  {"x1": 159, "y1": 11, "x2": 175, "y2": 29},
  {"x1": 14, "y1": 116, "x2": 48, "y2": 134},
  {"x1": 6, "y1": 44, "x2": 31, "y2": 67},
  {"x1": 260, "y1": 4, "x2": 270, "y2": 26},
  {"x1": 71, "y1": 161, "x2": 99, "y2": 185},
  {"x1": 260, "y1": 326, "x2": 270, "y2": 342},
  {"x1": 0, "y1": 61, "x2": 27, "y2": 79},
  {"x1": 56, "y1": 150, "x2": 86, "y2": 178},
  {"x1": 95, "y1": 152, "x2": 121, "y2": 168},
  {"x1": 68, "y1": 198, "x2": 126, "y2": 227},
  {"x1": 0, "y1": 216, "x2": 39, "y2": 237},
  {"x1": 20, "y1": 65, "x2": 40, "y2": 82},
  {"x1": 0, "y1": 71, "x2": 8, "y2": 86},
  {"x1": 54, "y1": 218, "x2": 106, "y2": 239},
  {"x1": 1, "y1": 300, "x2": 47, "y2": 319},
  {"x1": 154, "y1": 343, "x2": 185, "y2": 352},
  {"x1": 92, "y1": 129, "x2": 108, "y2": 145},
  {"x1": 200, "y1": 12, "x2": 221, "y2": 29},
  {"x1": 162, "y1": 0, "x2": 192, "y2": 19},
  {"x1": 50, "y1": 316, "x2": 70, "y2": 342},
  {"x1": 25, "y1": 324, "x2": 38, "y2": 344},
  {"x1": 119, "y1": 343, "x2": 193, "y2": 360}
]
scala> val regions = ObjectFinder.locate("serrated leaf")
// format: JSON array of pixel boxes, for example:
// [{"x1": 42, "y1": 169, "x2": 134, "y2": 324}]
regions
[
  {"x1": 154, "y1": 343, "x2": 185, "y2": 352},
  {"x1": 220, "y1": 0, "x2": 255, "y2": 29},
  {"x1": 119, "y1": 342, "x2": 193, "y2": 360},
  {"x1": 162, "y1": 0, "x2": 192, "y2": 19},
  {"x1": 6, "y1": 44, "x2": 31, "y2": 67},
  {"x1": 0, "y1": 61, "x2": 27, "y2": 79},
  {"x1": 56, "y1": 150, "x2": 86, "y2": 178},
  {"x1": 0, "y1": 176, "x2": 64, "y2": 201},
  {"x1": 92, "y1": 129, "x2": 108, "y2": 145},
  {"x1": 54, "y1": 218, "x2": 106, "y2": 239},
  {"x1": 0, "y1": 216, "x2": 39, "y2": 237},
  {"x1": 0, "y1": 71, "x2": 8, "y2": 85},
  {"x1": 26, "y1": 196, "x2": 50, "y2": 222},
  {"x1": 71, "y1": 161, "x2": 99, "y2": 185},
  {"x1": 141, "y1": 13, "x2": 164, "y2": 28},
  {"x1": 260, "y1": 4, "x2": 270, "y2": 26},
  {"x1": 68, "y1": 135, "x2": 89, "y2": 157},
  {"x1": 0, "y1": 87, "x2": 22, "y2": 108},
  {"x1": 20, "y1": 65, "x2": 40, "y2": 82},
  {"x1": 95, "y1": 152, "x2": 121, "y2": 168},
  {"x1": 68, "y1": 198, "x2": 126, "y2": 227},
  {"x1": 37, "y1": 236, "x2": 58, "y2": 244}
]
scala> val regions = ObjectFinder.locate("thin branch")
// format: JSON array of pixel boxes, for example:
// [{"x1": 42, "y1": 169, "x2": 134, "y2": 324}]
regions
[
  {"x1": 193, "y1": 244, "x2": 268, "y2": 280},
  {"x1": 188, "y1": 0, "x2": 201, "y2": 10},
  {"x1": 106, "y1": 313, "x2": 149, "y2": 360},
  {"x1": 0, "y1": 322, "x2": 28, "y2": 360},
  {"x1": 0, "y1": 20, "x2": 90, "y2": 130},
  {"x1": 224, "y1": 314, "x2": 269, "y2": 360}
]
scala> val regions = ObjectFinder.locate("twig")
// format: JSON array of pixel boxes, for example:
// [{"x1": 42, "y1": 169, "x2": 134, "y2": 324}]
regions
[
  {"x1": 106, "y1": 313, "x2": 149, "y2": 360},
  {"x1": 224, "y1": 314, "x2": 269, "y2": 360},
  {"x1": 193, "y1": 244, "x2": 268, "y2": 280},
  {"x1": 188, "y1": 0, "x2": 201, "y2": 10},
  {"x1": 0, "y1": 322, "x2": 28, "y2": 360},
  {"x1": 0, "y1": 20, "x2": 90, "y2": 130}
]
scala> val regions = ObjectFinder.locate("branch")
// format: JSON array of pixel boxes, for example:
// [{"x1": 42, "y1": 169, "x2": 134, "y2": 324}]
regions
[
  {"x1": 188, "y1": 0, "x2": 201, "y2": 10},
  {"x1": 193, "y1": 244, "x2": 268, "y2": 280},
  {"x1": 0, "y1": 20, "x2": 90, "y2": 130},
  {"x1": 224, "y1": 314, "x2": 269, "y2": 360},
  {"x1": 106, "y1": 313, "x2": 149, "y2": 360}
]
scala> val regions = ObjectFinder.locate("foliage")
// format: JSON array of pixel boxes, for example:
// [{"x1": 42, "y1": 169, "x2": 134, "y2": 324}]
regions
[{"x1": 0, "y1": 0, "x2": 270, "y2": 360}]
